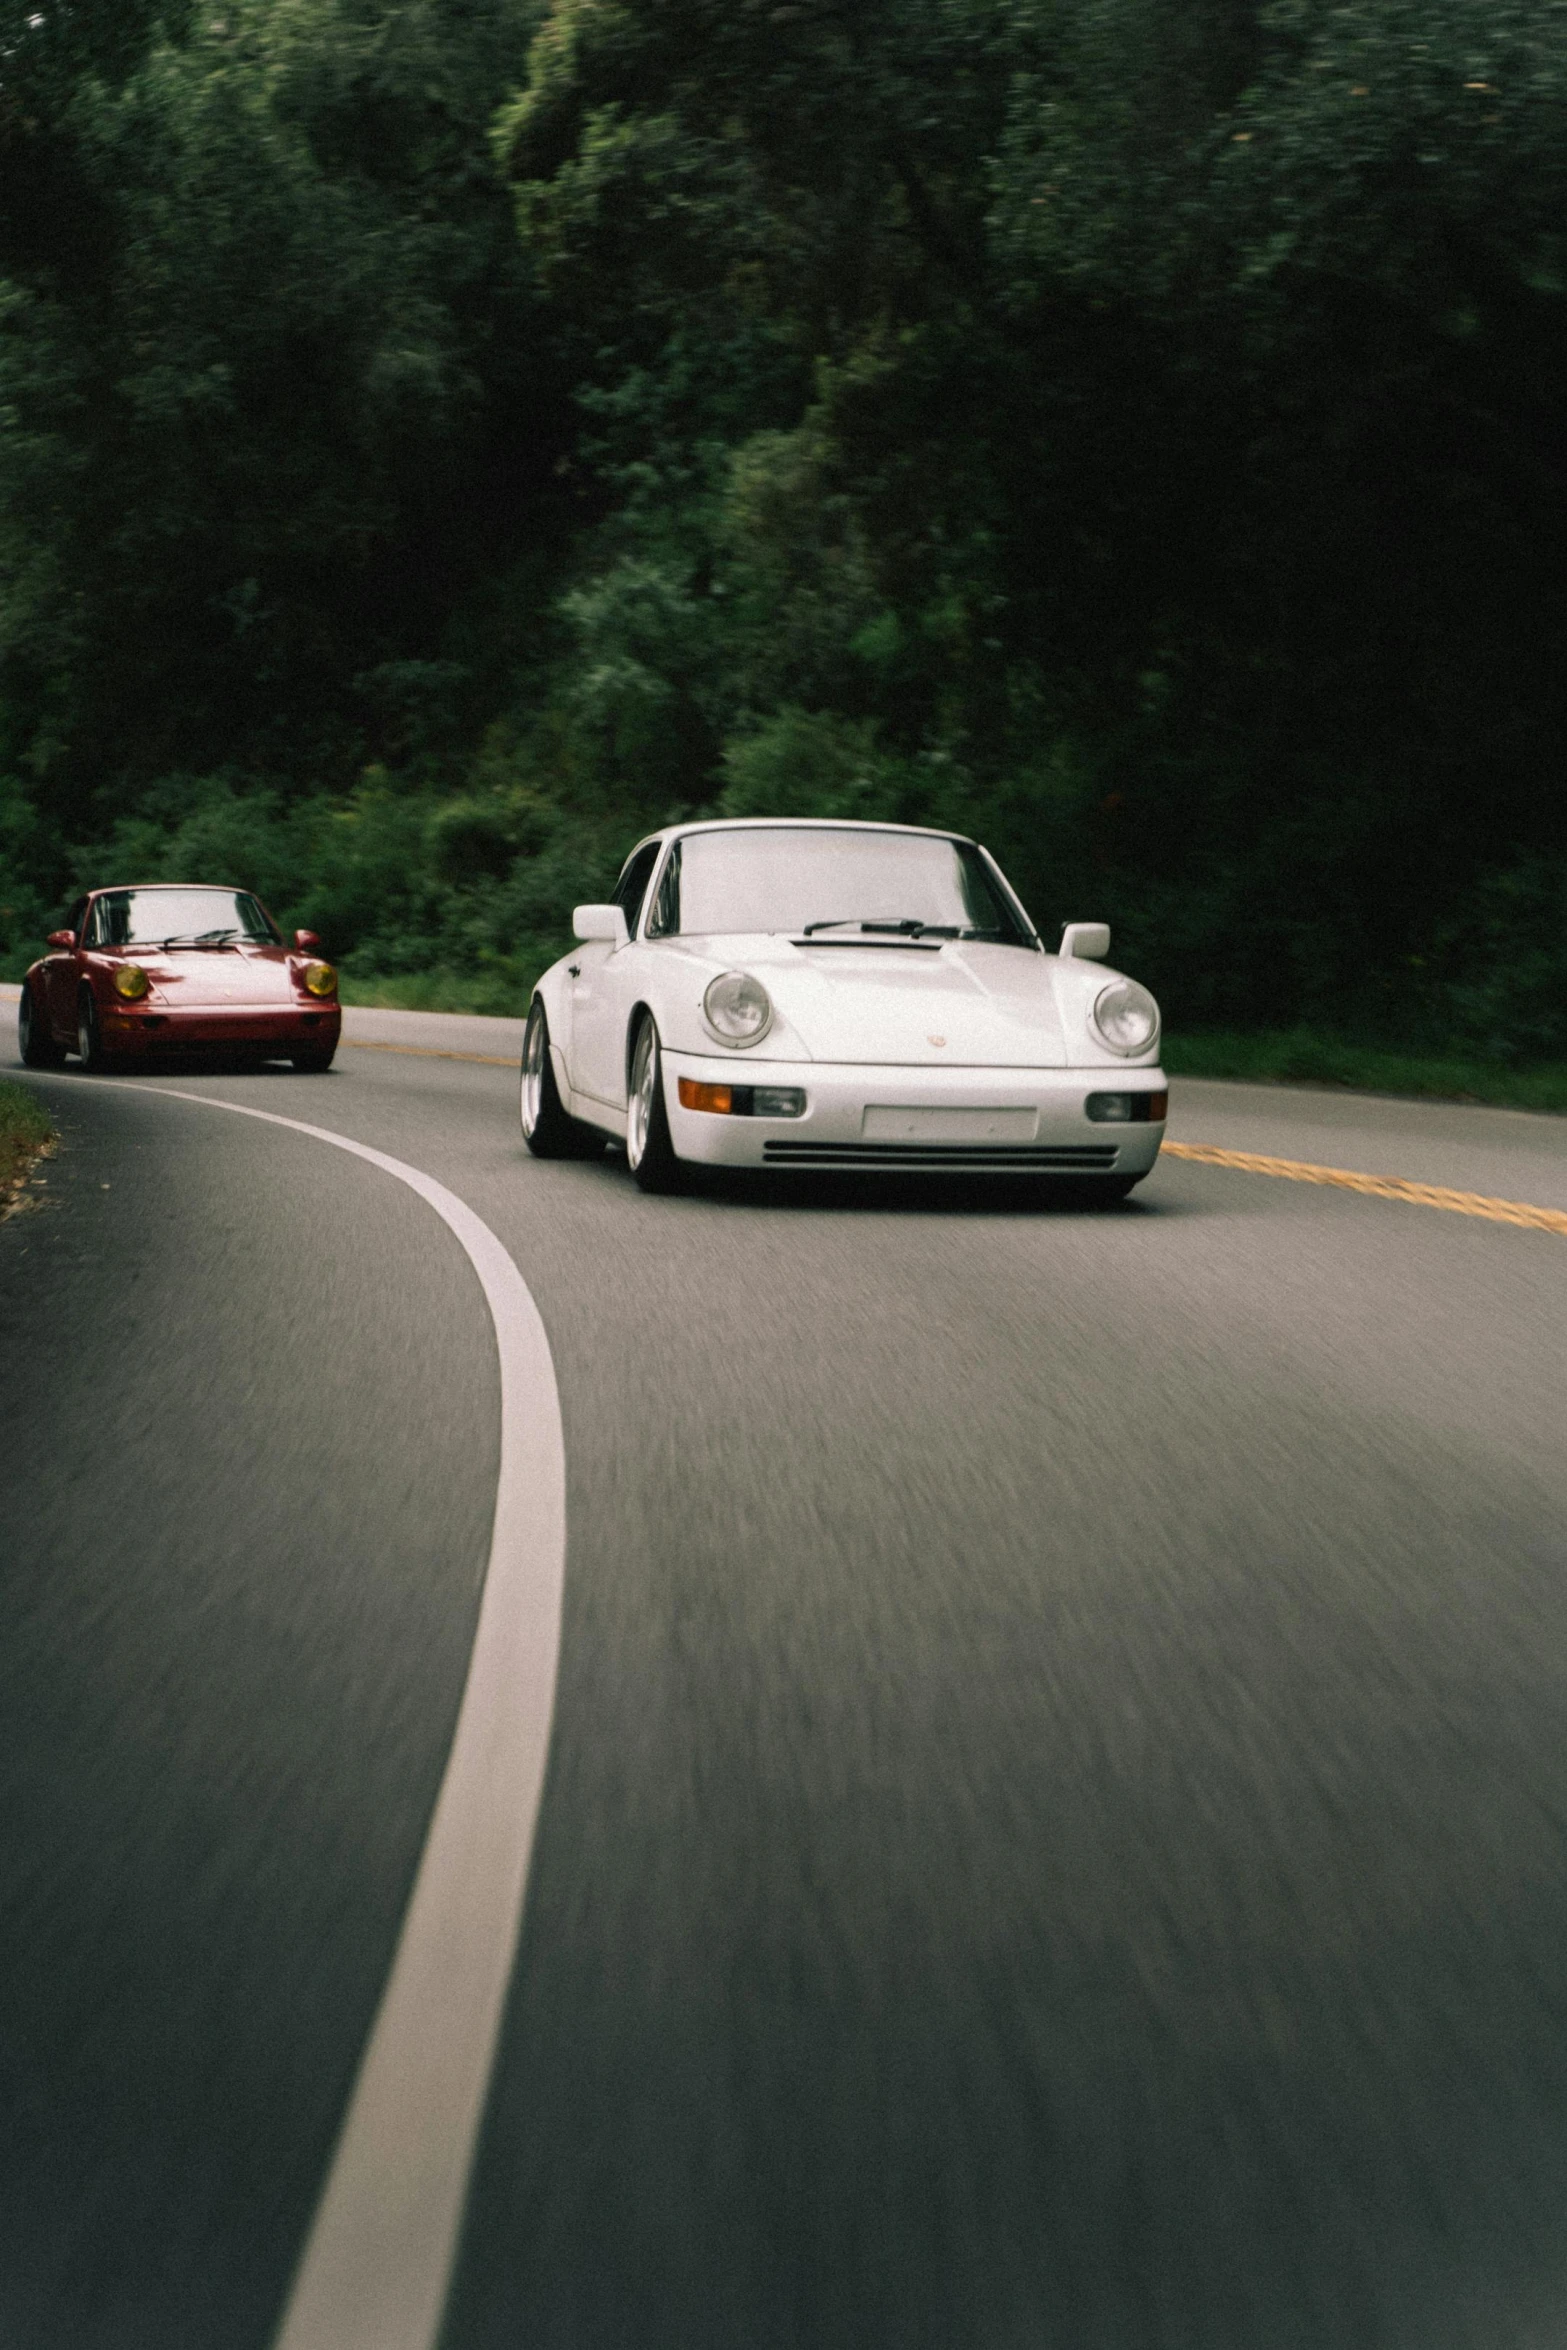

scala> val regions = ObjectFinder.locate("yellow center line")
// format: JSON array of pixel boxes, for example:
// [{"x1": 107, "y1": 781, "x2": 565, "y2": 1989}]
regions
[
  {"x1": 341, "y1": 1038, "x2": 517, "y2": 1068},
  {"x1": 1163, "y1": 1141, "x2": 1567, "y2": 1235}
]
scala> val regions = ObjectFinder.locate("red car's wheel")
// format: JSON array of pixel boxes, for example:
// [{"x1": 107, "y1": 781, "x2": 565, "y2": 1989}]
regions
[
  {"x1": 19, "y1": 982, "x2": 65, "y2": 1069},
  {"x1": 75, "y1": 988, "x2": 116, "y2": 1073},
  {"x1": 290, "y1": 1040, "x2": 337, "y2": 1073}
]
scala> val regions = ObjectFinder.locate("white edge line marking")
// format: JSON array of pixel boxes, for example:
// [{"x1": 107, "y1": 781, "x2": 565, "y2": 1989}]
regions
[{"x1": 89, "y1": 1080, "x2": 565, "y2": 2350}]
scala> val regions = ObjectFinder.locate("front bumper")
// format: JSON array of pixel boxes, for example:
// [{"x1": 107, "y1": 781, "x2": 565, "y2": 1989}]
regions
[
  {"x1": 663, "y1": 1052, "x2": 1166, "y2": 1173},
  {"x1": 100, "y1": 1003, "x2": 342, "y2": 1053}
]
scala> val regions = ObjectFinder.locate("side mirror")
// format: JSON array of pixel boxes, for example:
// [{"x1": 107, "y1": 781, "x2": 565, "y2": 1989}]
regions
[
  {"x1": 294, "y1": 929, "x2": 321, "y2": 951},
  {"x1": 1059, "y1": 921, "x2": 1111, "y2": 962},
  {"x1": 47, "y1": 929, "x2": 76, "y2": 950},
  {"x1": 573, "y1": 903, "x2": 629, "y2": 947}
]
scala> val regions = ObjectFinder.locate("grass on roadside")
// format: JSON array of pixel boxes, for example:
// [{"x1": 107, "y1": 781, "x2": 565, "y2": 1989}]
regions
[
  {"x1": 1, "y1": 1078, "x2": 55, "y2": 1215},
  {"x1": 1165, "y1": 1030, "x2": 1567, "y2": 1115},
  {"x1": 337, "y1": 967, "x2": 535, "y2": 1018}
]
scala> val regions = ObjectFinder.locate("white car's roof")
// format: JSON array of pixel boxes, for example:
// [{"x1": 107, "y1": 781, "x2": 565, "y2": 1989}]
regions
[
  {"x1": 623, "y1": 816, "x2": 976, "y2": 865},
  {"x1": 677, "y1": 817, "x2": 970, "y2": 841}
]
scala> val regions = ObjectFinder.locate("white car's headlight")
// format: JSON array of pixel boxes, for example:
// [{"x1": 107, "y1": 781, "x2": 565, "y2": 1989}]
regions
[
  {"x1": 1090, "y1": 978, "x2": 1160, "y2": 1057},
  {"x1": 702, "y1": 970, "x2": 773, "y2": 1047}
]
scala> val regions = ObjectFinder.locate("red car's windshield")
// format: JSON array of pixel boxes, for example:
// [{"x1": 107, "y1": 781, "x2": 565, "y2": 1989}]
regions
[{"x1": 89, "y1": 889, "x2": 280, "y2": 947}]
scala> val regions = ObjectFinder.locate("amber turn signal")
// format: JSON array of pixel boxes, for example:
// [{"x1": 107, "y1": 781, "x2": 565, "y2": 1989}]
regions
[
  {"x1": 677, "y1": 1077, "x2": 806, "y2": 1118},
  {"x1": 113, "y1": 964, "x2": 150, "y2": 1001},
  {"x1": 301, "y1": 960, "x2": 337, "y2": 998},
  {"x1": 679, "y1": 1078, "x2": 733, "y2": 1114}
]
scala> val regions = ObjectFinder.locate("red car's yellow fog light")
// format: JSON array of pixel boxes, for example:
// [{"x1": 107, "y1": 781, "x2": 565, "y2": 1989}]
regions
[
  {"x1": 679, "y1": 1077, "x2": 733, "y2": 1114},
  {"x1": 301, "y1": 960, "x2": 337, "y2": 998},
  {"x1": 113, "y1": 964, "x2": 151, "y2": 1001}
]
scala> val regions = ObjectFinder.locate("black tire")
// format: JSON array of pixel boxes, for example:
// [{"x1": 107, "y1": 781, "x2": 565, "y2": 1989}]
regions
[
  {"x1": 519, "y1": 999, "x2": 604, "y2": 1160},
  {"x1": 75, "y1": 988, "x2": 115, "y2": 1073},
  {"x1": 290, "y1": 1040, "x2": 337, "y2": 1073},
  {"x1": 18, "y1": 983, "x2": 65, "y2": 1069},
  {"x1": 625, "y1": 1014, "x2": 685, "y2": 1195}
]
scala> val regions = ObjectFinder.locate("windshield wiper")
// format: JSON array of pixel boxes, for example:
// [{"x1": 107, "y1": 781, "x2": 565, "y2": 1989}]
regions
[
  {"x1": 801, "y1": 917, "x2": 938, "y2": 937},
  {"x1": 800, "y1": 917, "x2": 995, "y2": 939},
  {"x1": 156, "y1": 927, "x2": 251, "y2": 949}
]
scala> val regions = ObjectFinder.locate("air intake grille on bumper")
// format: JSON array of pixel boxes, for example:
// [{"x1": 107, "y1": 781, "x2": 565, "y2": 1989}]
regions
[{"x1": 761, "y1": 1141, "x2": 1120, "y2": 1169}]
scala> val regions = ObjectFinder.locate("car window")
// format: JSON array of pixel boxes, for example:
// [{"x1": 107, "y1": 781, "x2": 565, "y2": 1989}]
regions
[
  {"x1": 89, "y1": 888, "x2": 280, "y2": 945},
  {"x1": 656, "y1": 828, "x2": 1033, "y2": 944},
  {"x1": 65, "y1": 898, "x2": 89, "y2": 942},
  {"x1": 646, "y1": 842, "x2": 680, "y2": 939},
  {"x1": 612, "y1": 842, "x2": 661, "y2": 939}
]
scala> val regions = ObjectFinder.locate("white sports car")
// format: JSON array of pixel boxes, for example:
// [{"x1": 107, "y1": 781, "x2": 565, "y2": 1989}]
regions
[{"x1": 519, "y1": 818, "x2": 1166, "y2": 1198}]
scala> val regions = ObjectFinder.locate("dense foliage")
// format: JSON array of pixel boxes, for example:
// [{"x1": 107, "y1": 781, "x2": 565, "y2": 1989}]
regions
[{"x1": 2, "y1": 0, "x2": 1564, "y2": 1047}]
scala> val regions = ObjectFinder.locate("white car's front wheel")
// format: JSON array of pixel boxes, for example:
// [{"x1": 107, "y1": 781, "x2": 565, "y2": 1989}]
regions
[
  {"x1": 626, "y1": 1015, "x2": 684, "y2": 1194},
  {"x1": 520, "y1": 999, "x2": 602, "y2": 1160}
]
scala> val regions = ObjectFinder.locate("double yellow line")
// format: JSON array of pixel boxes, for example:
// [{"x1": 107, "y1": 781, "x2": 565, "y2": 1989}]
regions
[{"x1": 1163, "y1": 1141, "x2": 1567, "y2": 1237}]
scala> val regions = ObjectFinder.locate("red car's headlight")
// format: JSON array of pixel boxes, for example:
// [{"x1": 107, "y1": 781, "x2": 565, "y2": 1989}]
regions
[
  {"x1": 300, "y1": 961, "x2": 337, "y2": 999},
  {"x1": 113, "y1": 965, "x2": 150, "y2": 1001}
]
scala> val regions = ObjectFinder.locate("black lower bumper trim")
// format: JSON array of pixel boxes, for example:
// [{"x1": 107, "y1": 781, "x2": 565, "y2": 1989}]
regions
[{"x1": 761, "y1": 1142, "x2": 1120, "y2": 1169}]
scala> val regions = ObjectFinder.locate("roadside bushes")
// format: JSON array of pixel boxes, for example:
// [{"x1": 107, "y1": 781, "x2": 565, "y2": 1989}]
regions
[
  {"x1": 1443, "y1": 859, "x2": 1567, "y2": 1063},
  {"x1": 3, "y1": 757, "x2": 632, "y2": 1007},
  {"x1": 5, "y1": 742, "x2": 1564, "y2": 1063},
  {"x1": 0, "y1": 775, "x2": 54, "y2": 973}
]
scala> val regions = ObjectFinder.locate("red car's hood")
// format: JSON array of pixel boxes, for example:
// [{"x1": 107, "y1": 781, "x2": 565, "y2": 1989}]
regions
[{"x1": 117, "y1": 947, "x2": 303, "y2": 1007}]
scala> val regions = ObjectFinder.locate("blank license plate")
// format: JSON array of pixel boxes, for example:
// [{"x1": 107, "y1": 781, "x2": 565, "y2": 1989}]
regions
[{"x1": 861, "y1": 1105, "x2": 1039, "y2": 1142}]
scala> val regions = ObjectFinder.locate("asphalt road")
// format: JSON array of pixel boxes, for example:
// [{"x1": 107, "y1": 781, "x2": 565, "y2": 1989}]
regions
[{"x1": 4, "y1": 1011, "x2": 1567, "y2": 2350}]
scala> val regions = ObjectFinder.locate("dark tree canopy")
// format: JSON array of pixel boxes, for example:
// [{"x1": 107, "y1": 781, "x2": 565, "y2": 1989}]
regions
[{"x1": 2, "y1": 0, "x2": 1564, "y2": 1047}]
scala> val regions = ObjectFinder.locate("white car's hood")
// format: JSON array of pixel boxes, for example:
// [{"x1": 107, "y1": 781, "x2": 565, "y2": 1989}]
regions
[{"x1": 700, "y1": 936, "x2": 1069, "y2": 1066}]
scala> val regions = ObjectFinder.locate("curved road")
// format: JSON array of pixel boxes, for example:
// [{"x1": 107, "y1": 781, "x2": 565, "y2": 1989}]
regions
[{"x1": 3, "y1": 1008, "x2": 1567, "y2": 2350}]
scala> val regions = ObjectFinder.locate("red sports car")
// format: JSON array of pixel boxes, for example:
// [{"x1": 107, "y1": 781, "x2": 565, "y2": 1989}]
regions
[{"x1": 18, "y1": 884, "x2": 341, "y2": 1073}]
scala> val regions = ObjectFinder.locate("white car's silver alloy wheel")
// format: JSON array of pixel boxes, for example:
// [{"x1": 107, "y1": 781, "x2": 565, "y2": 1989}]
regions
[
  {"x1": 626, "y1": 1019, "x2": 657, "y2": 1170},
  {"x1": 520, "y1": 1003, "x2": 547, "y2": 1137}
]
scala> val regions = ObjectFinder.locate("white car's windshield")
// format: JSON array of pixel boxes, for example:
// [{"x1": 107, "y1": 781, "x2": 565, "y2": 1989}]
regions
[
  {"x1": 90, "y1": 888, "x2": 281, "y2": 947},
  {"x1": 647, "y1": 828, "x2": 1033, "y2": 945}
]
